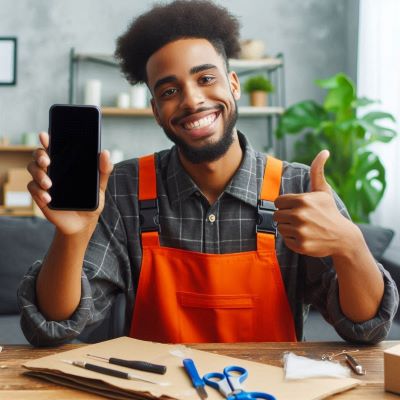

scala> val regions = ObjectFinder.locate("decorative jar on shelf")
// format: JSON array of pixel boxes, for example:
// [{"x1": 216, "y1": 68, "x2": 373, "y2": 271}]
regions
[{"x1": 240, "y1": 39, "x2": 265, "y2": 60}]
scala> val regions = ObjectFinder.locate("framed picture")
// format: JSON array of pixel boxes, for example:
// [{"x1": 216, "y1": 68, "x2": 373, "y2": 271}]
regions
[{"x1": 0, "y1": 37, "x2": 17, "y2": 85}]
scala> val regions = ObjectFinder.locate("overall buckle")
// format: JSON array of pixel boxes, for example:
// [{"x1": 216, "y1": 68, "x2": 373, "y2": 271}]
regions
[
  {"x1": 139, "y1": 199, "x2": 159, "y2": 232},
  {"x1": 256, "y1": 200, "x2": 277, "y2": 235}
]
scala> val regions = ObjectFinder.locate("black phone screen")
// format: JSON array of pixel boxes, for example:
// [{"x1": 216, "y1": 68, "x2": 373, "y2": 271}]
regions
[{"x1": 48, "y1": 104, "x2": 100, "y2": 210}]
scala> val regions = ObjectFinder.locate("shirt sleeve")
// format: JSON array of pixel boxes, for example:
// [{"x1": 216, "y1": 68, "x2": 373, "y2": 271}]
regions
[
  {"x1": 301, "y1": 171, "x2": 399, "y2": 344},
  {"x1": 17, "y1": 184, "x2": 132, "y2": 347}
]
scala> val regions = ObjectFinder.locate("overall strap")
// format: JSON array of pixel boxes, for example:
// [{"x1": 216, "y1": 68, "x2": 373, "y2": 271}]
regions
[
  {"x1": 138, "y1": 154, "x2": 159, "y2": 246},
  {"x1": 260, "y1": 156, "x2": 283, "y2": 201},
  {"x1": 256, "y1": 156, "x2": 283, "y2": 250},
  {"x1": 139, "y1": 154, "x2": 157, "y2": 201}
]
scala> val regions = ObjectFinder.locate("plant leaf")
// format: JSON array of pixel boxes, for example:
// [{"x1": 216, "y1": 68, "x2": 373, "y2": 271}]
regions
[
  {"x1": 357, "y1": 113, "x2": 397, "y2": 143},
  {"x1": 275, "y1": 100, "x2": 327, "y2": 139},
  {"x1": 319, "y1": 74, "x2": 356, "y2": 116},
  {"x1": 292, "y1": 132, "x2": 327, "y2": 165},
  {"x1": 361, "y1": 111, "x2": 396, "y2": 124},
  {"x1": 339, "y1": 151, "x2": 386, "y2": 222},
  {"x1": 351, "y1": 97, "x2": 377, "y2": 108},
  {"x1": 315, "y1": 74, "x2": 343, "y2": 89}
]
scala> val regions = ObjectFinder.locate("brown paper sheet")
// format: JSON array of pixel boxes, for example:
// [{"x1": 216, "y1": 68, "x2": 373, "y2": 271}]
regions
[{"x1": 23, "y1": 337, "x2": 359, "y2": 399}]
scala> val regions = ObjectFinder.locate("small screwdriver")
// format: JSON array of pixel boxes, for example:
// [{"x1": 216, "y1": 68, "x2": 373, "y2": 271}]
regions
[{"x1": 86, "y1": 354, "x2": 167, "y2": 375}]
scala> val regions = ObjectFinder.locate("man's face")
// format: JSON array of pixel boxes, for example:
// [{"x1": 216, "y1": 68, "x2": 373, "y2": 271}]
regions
[{"x1": 146, "y1": 38, "x2": 241, "y2": 163}]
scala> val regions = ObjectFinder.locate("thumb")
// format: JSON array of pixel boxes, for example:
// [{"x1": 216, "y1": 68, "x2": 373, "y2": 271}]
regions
[
  {"x1": 99, "y1": 150, "x2": 114, "y2": 193},
  {"x1": 310, "y1": 149, "x2": 330, "y2": 192}
]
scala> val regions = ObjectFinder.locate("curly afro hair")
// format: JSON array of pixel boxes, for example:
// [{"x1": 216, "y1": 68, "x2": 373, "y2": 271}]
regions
[{"x1": 115, "y1": 0, "x2": 241, "y2": 85}]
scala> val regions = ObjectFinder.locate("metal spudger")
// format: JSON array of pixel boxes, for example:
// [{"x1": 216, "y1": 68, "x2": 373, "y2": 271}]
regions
[
  {"x1": 86, "y1": 354, "x2": 167, "y2": 374},
  {"x1": 345, "y1": 354, "x2": 366, "y2": 375}
]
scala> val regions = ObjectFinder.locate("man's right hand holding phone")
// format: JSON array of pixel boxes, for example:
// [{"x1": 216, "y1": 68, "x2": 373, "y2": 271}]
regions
[
  {"x1": 27, "y1": 131, "x2": 113, "y2": 236},
  {"x1": 26, "y1": 131, "x2": 113, "y2": 322}
]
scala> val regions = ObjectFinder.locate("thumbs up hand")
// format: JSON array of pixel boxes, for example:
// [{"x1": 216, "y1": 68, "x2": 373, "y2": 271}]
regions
[
  {"x1": 310, "y1": 149, "x2": 331, "y2": 193},
  {"x1": 274, "y1": 150, "x2": 353, "y2": 258}
]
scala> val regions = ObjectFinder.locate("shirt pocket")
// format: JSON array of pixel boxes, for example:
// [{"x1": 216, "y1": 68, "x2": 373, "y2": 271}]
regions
[{"x1": 177, "y1": 291, "x2": 257, "y2": 342}]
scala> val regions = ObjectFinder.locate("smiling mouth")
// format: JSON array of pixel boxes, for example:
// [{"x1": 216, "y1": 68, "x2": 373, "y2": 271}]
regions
[{"x1": 180, "y1": 111, "x2": 220, "y2": 131}]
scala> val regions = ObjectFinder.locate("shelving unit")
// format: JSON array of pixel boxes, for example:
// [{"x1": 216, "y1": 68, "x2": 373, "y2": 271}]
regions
[
  {"x1": 69, "y1": 48, "x2": 286, "y2": 153},
  {"x1": 0, "y1": 146, "x2": 38, "y2": 217},
  {"x1": 101, "y1": 106, "x2": 284, "y2": 117}
]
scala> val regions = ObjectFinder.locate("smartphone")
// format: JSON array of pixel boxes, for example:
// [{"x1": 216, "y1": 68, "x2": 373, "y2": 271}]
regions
[{"x1": 48, "y1": 104, "x2": 101, "y2": 210}]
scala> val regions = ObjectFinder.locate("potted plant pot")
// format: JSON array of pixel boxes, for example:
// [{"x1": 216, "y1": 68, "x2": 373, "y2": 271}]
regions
[
  {"x1": 244, "y1": 75, "x2": 274, "y2": 108},
  {"x1": 250, "y1": 91, "x2": 268, "y2": 107}
]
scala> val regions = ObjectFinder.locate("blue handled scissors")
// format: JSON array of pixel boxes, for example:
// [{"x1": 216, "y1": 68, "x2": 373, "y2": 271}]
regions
[{"x1": 203, "y1": 365, "x2": 276, "y2": 400}]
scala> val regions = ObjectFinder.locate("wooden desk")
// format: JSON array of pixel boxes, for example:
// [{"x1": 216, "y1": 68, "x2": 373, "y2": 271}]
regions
[{"x1": 0, "y1": 341, "x2": 398, "y2": 399}]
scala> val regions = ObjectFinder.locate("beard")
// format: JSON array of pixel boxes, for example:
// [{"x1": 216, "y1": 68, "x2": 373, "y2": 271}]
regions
[{"x1": 162, "y1": 103, "x2": 238, "y2": 164}]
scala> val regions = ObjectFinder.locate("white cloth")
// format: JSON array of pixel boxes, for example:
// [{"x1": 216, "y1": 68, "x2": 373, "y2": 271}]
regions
[{"x1": 283, "y1": 352, "x2": 350, "y2": 380}]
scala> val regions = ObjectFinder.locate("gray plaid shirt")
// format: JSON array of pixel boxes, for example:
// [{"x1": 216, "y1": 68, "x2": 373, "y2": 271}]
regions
[{"x1": 18, "y1": 133, "x2": 398, "y2": 346}]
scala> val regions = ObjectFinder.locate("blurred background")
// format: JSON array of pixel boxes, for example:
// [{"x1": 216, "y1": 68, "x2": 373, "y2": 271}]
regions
[
  {"x1": 0, "y1": 0, "x2": 399, "y2": 342},
  {"x1": 0, "y1": 0, "x2": 360, "y2": 153}
]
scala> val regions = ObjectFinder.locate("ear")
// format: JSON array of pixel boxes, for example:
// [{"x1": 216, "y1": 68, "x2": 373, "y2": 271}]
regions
[
  {"x1": 229, "y1": 71, "x2": 241, "y2": 100},
  {"x1": 150, "y1": 98, "x2": 162, "y2": 126}
]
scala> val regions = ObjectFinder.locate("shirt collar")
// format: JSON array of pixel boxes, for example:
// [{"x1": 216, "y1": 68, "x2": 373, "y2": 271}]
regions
[{"x1": 166, "y1": 132, "x2": 261, "y2": 208}]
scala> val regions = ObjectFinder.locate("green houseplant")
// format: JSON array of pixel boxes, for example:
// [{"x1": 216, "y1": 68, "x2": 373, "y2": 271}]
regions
[
  {"x1": 243, "y1": 75, "x2": 274, "y2": 107},
  {"x1": 276, "y1": 73, "x2": 397, "y2": 223}
]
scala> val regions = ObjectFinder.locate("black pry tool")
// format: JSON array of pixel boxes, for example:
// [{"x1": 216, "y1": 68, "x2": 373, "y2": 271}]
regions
[
  {"x1": 86, "y1": 354, "x2": 167, "y2": 374},
  {"x1": 183, "y1": 358, "x2": 208, "y2": 399}
]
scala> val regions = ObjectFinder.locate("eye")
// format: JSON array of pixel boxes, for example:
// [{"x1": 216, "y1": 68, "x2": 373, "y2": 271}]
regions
[
  {"x1": 199, "y1": 75, "x2": 216, "y2": 85},
  {"x1": 161, "y1": 88, "x2": 177, "y2": 98}
]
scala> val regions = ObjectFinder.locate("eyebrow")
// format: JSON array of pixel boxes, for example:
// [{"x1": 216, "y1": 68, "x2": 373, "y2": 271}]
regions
[
  {"x1": 153, "y1": 63, "x2": 218, "y2": 92},
  {"x1": 190, "y1": 63, "x2": 217, "y2": 74}
]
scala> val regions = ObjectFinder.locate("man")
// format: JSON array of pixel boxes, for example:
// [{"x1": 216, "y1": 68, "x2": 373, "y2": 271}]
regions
[{"x1": 19, "y1": 0, "x2": 398, "y2": 346}]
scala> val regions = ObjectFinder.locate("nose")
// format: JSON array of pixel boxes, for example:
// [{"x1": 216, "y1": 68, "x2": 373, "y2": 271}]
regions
[{"x1": 180, "y1": 83, "x2": 205, "y2": 110}]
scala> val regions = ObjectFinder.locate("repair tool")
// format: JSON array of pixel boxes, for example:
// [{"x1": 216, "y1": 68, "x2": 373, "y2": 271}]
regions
[
  {"x1": 345, "y1": 354, "x2": 366, "y2": 375},
  {"x1": 183, "y1": 358, "x2": 208, "y2": 399},
  {"x1": 321, "y1": 349, "x2": 366, "y2": 375},
  {"x1": 203, "y1": 365, "x2": 276, "y2": 399},
  {"x1": 61, "y1": 359, "x2": 169, "y2": 385},
  {"x1": 86, "y1": 353, "x2": 167, "y2": 374}
]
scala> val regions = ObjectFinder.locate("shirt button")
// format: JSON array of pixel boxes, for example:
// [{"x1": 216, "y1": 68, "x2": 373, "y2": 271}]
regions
[{"x1": 208, "y1": 214, "x2": 216, "y2": 223}]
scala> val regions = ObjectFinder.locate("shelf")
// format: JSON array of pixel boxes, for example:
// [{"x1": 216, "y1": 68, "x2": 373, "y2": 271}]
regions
[
  {"x1": 0, "y1": 206, "x2": 36, "y2": 217},
  {"x1": 229, "y1": 58, "x2": 283, "y2": 70},
  {"x1": 239, "y1": 106, "x2": 284, "y2": 116},
  {"x1": 0, "y1": 145, "x2": 37, "y2": 152},
  {"x1": 73, "y1": 54, "x2": 118, "y2": 67},
  {"x1": 101, "y1": 106, "x2": 283, "y2": 117},
  {"x1": 102, "y1": 107, "x2": 153, "y2": 116},
  {"x1": 73, "y1": 53, "x2": 282, "y2": 71}
]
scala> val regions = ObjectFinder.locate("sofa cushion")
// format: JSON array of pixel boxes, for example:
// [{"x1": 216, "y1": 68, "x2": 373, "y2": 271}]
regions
[
  {"x1": 357, "y1": 223, "x2": 394, "y2": 261},
  {"x1": 0, "y1": 314, "x2": 29, "y2": 344},
  {"x1": 0, "y1": 216, "x2": 54, "y2": 314}
]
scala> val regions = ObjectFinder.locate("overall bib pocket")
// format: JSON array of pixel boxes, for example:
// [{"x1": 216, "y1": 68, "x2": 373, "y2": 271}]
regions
[{"x1": 177, "y1": 291, "x2": 257, "y2": 342}]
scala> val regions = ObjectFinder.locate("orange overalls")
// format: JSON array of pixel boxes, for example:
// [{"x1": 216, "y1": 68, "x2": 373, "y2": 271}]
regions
[{"x1": 129, "y1": 154, "x2": 297, "y2": 343}]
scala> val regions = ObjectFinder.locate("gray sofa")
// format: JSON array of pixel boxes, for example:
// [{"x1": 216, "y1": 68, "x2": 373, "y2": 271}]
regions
[
  {"x1": 0, "y1": 216, "x2": 125, "y2": 345},
  {"x1": 0, "y1": 216, "x2": 398, "y2": 344}
]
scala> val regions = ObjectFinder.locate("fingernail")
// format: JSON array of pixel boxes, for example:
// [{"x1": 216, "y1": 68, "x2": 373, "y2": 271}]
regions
[
  {"x1": 38, "y1": 157, "x2": 47, "y2": 167},
  {"x1": 43, "y1": 193, "x2": 51, "y2": 203},
  {"x1": 41, "y1": 178, "x2": 51, "y2": 189}
]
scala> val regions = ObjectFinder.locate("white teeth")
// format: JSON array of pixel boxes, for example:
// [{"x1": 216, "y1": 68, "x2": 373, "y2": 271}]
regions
[{"x1": 183, "y1": 113, "x2": 217, "y2": 130}]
